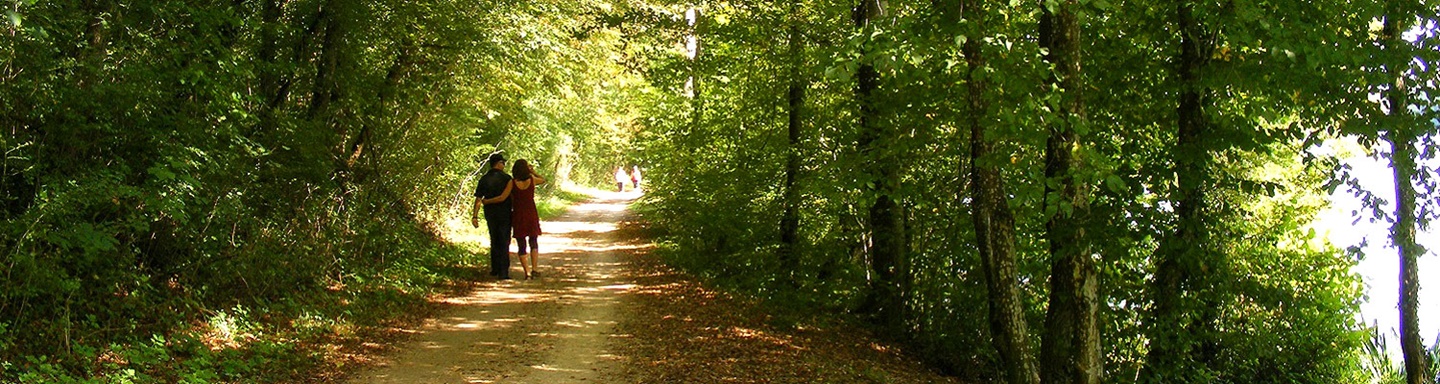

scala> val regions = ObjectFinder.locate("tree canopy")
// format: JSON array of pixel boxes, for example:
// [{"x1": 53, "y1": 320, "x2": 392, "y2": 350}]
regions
[{"x1": 2, "y1": 0, "x2": 1438, "y2": 382}]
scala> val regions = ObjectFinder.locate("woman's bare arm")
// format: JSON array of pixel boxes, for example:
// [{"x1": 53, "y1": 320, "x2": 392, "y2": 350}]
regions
[{"x1": 480, "y1": 180, "x2": 515, "y2": 204}]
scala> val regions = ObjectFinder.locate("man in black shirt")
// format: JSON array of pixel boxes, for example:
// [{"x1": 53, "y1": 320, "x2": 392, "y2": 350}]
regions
[{"x1": 473, "y1": 153, "x2": 514, "y2": 279}]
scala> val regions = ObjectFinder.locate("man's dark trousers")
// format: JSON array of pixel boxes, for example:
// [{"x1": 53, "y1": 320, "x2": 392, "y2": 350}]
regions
[{"x1": 485, "y1": 212, "x2": 511, "y2": 278}]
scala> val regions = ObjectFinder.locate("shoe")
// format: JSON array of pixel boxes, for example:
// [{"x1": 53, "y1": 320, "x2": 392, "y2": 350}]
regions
[{"x1": 498, "y1": 275, "x2": 512, "y2": 280}]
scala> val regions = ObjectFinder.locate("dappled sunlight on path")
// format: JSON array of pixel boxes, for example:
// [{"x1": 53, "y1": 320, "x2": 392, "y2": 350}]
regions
[
  {"x1": 344, "y1": 185, "x2": 954, "y2": 383},
  {"x1": 349, "y1": 192, "x2": 649, "y2": 384}
]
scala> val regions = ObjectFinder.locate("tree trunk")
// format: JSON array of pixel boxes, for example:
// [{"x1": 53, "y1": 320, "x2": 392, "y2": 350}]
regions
[
  {"x1": 345, "y1": 44, "x2": 412, "y2": 170},
  {"x1": 1038, "y1": 1, "x2": 1100, "y2": 383},
  {"x1": 853, "y1": 0, "x2": 905, "y2": 330},
  {"x1": 1140, "y1": 1, "x2": 1218, "y2": 380},
  {"x1": 258, "y1": 0, "x2": 327, "y2": 135},
  {"x1": 1389, "y1": 107, "x2": 1429, "y2": 384},
  {"x1": 779, "y1": 17, "x2": 805, "y2": 279},
  {"x1": 688, "y1": 8, "x2": 704, "y2": 132},
  {"x1": 80, "y1": 0, "x2": 109, "y2": 85},
  {"x1": 962, "y1": 2, "x2": 1040, "y2": 380},
  {"x1": 308, "y1": 0, "x2": 344, "y2": 120},
  {"x1": 1382, "y1": 3, "x2": 1431, "y2": 383},
  {"x1": 257, "y1": 0, "x2": 284, "y2": 134}
]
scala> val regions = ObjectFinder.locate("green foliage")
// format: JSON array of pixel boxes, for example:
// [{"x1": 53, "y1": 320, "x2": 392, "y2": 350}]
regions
[
  {"x1": 1363, "y1": 330, "x2": 1440, "y2": 384},
  {"x1": 0, "y1": 0, "x2": 641, "y2": 380},
  {"x1": 625, "y1": 0, "x2": 1385, "y2": 382},
  {"x1": 1, "y1": 0, "x2": 1425, "y2": 381}
]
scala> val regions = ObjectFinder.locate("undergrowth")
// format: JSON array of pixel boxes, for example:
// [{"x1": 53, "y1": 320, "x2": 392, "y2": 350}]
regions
[
  {"x1": 3, "y1": 233, "x2": 479, "y2": 383},
  {"x1": 1, "y1": 188, "x2": 591, "y2": 383}
]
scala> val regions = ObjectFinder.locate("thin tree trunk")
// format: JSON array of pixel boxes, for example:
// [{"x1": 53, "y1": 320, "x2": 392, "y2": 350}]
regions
[
  {"x1": 1140, "y1": 1, "x2": 1215, "y2": 380},
  {"x1": 257, "y1": 0, "x2": 283, "y2": 134},
  {"x1": 1038, "y1": 1, "x2": 1100, "y2": 383},
  {"x1": 689, "y1": 8, "x2": 704, "y2": 133},
  {"x1": 73, "y1": 0, "x2": 110, "y2": 90},
  {"x1": 962, "y1": 1, "x2": 1039, "y2": 379},
  {"x1": 854, "y1": 0, "x2": 905, "y2": 330},
  {"x1": 1382, "y1": 3, "x2": 1430, "y2": 382},
  {"x1": 1389, "y1": 110, "x2": 1429, "y2": 384},
  {"x1": 308, "y1": 0, "x2": 343, "y2": 120},
  {"x1": 259, "y1": 0, "x2": 327, "y2": 134},
  {"x1": 779, "y1": 17, "x2": 805, "y2": 279},
  {"x1": 346, "y1": 44, "x2": 412, "y2": 170}
]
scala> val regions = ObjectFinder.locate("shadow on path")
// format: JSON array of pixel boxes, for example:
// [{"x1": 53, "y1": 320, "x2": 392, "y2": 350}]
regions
[{"x1": 346, "y1": 188, "x2": 958, "y2": 384}]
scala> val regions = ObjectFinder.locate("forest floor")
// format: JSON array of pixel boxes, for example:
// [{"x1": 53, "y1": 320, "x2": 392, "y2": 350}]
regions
[{"x1": 335, "y1": 191, "x2": 959, "y2": 383}]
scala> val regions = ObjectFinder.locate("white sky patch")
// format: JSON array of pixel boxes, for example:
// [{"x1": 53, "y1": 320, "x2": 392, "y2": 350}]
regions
[{"x1": 1313, "y1": 135, "x2": 1439, "y2": 361}]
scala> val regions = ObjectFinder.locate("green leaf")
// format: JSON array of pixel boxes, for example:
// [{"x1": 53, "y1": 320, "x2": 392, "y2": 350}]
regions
[
  {"x1": 1104, "y1": 174, "x2": 1126, "y2": 194},
  {"x1": 148, "y1": 165, "x2": 176, "y2": 181},
  {"x1": 72, "y1": 223, "x2": 118, "y2": 255},
  {"x1": 6, "y1": 11, "x2": 20, "y2": 28}
]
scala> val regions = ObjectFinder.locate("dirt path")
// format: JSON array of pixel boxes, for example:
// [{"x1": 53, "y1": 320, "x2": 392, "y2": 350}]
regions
[
  {"x1": 347, "y1": 191, "x2": 961, "y2": 384},
  {"x1": 350, "y1": 192, "x2": 643, "y2": 383}
]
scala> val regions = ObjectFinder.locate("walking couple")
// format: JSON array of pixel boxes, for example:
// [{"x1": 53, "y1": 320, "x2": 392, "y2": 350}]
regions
[{"x1": 472, "y1": 153, "x2": 546, "y2": 280}]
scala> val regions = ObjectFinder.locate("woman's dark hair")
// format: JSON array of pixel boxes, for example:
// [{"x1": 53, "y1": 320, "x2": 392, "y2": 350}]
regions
[{"x1": 512, "y1": 159, "x2": 532, "y2": 181}]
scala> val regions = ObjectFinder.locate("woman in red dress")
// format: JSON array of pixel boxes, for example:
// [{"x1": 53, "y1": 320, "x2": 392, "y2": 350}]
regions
[{"x1": 509, "y1": 159, "x2": 546, "y2": 279}]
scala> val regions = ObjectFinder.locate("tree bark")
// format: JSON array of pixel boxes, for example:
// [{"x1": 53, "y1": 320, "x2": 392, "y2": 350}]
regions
[
  {"x1": 258, "y1": 0, "x2": 281, "y2": 91},
  {"x1": 1382, "y1": 3, "x2": 1431, "y2": 383},
  {"x1": 345, "y1": 44, "x2": 412, "y2": 170},
  {"x1": 307, "y1": 0, "x2": 344, "y2": 120},
  {"x1": 1038, "y1": 1, "x2": 1100, "y2": 383},
  {"x1": 1140, "y1": 1, "x2": 1218, "y2": 380},
  {"x1": 962, "y1": 1, "x2": 1040, "y2": 380},
  {"x1": 258, "y1": 0, "x2": 327, "y2": 135},
  {"x1": 688, "y1": 8, "x2": 704, "y2": 132},
  {"x1": 853, "y1": 0, "x2": 905, "y2": 330},
  {"x1": 257, "y1": 0, "x2": 284, "y2": 134},
  {"x1": 779, "y1": 16, "x2": 805, "y2": 279},
  {"x1": 72, "y1": 0, "x2": 110, "y2": 90},
  {"x1": 1389, "y1": 104, "x2": 1430, "y2": 384}
]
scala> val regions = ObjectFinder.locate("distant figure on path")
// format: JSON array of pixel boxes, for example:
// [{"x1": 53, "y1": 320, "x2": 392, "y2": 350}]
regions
[
  {"x1": 630, "y1": 166, "x2": 642, "y2": 189},
  {"x1": 510, "y1": 159, "x2": 547, "y2": 280},
  {"x1": 614, "y1": 166, "x2": 629, "y2": 192},
  {"x1": 473, "y1": 153, "x2": 514, "y2": 279}
]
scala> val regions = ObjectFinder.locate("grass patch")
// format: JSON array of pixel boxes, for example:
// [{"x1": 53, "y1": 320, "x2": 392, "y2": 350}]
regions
[{"x1": 536, "y1": 184, "x2": 596, "y2": 219}]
